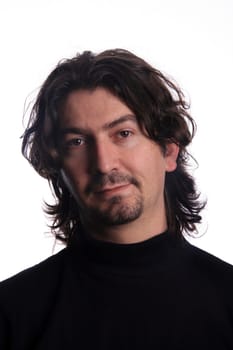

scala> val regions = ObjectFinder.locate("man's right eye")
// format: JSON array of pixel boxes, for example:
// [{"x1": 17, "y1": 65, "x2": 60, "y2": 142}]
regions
[{"x1": 65, "y1": 137, "x2": 85, "y2": 147}]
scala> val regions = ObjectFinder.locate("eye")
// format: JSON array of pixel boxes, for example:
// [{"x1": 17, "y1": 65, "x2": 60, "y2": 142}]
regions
[
  {"x1": 65, "y1": 137, "x2": 85, "y2": 148},
  {"x1": 118, "y1": 130, "x2": 132, "y2": 138}
]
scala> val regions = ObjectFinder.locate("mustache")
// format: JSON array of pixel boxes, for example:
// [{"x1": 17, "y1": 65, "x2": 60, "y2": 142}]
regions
[{"x1": 85, "y1": 172, "x2": 140, "y2": 194}]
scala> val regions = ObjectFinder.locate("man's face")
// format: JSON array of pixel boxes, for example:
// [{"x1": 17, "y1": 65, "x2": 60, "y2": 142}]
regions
[{"x1": 59, "y1": 88, "x2": 178, "y2": 233}]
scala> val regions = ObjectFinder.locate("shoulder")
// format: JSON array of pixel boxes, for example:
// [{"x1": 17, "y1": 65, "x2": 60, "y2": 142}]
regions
[
  {"x1": 0, "y1": 247, "x2": 76, "y2": 345},
  {"x1": 0, "y1": 247, "x2": 69, "y2": 304},
  {"x1": 182, "y1": 239, "x2": 233, "y2": 290},
  {"x1": 184, "y1": 239, "x2": 233, "y2": 271}
]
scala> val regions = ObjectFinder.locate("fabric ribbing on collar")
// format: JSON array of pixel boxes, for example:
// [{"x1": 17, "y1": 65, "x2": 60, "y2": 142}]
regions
[{"x1": 69, "y1": 230, "x2": 186, "y2": 271}]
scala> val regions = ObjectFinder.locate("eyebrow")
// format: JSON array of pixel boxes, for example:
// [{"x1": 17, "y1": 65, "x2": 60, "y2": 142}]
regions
[
  {"x1": 102, "y1": 114, "x2": 137, "y2": 130},
  {"x1": 60, "y1": 114, "x2": 137, "y2": 136}
]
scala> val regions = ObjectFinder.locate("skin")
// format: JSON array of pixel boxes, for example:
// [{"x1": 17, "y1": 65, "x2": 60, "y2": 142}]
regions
[{"x1": 59, "y1": 88, "x2": 179, "y2": 244}]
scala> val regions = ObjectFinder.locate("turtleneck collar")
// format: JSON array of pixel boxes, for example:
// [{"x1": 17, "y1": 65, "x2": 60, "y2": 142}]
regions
[{"x1": 69, "y1": 228, "x2": 186, "y2": 270}]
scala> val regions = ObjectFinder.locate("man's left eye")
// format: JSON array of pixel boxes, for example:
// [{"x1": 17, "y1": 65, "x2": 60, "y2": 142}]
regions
[{"x1": 119, "y1": 130, "x2": 132, "y2": 138}]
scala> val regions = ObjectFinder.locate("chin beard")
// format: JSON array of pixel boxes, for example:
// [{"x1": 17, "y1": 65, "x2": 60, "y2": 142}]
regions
[{"x1": 80, "y1": 194, "x2": 143, "y2": 227}]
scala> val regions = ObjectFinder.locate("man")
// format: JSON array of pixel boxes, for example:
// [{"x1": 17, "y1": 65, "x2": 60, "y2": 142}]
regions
[{"x1": 0, "y1": 49, "x2": 233, "y2": 349}]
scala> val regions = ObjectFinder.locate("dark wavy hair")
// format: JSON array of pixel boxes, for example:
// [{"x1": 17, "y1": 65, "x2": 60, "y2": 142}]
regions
[{"x1": 22, "y1": 48, "x2": 205, "y2": 245}]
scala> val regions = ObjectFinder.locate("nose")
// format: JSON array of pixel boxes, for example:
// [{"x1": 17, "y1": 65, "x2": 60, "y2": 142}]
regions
[{"x1": 90, "y1": 139, "x2": 119, "y2": 174}]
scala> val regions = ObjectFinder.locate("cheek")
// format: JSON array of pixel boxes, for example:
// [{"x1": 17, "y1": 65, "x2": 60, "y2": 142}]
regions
[
  {"x1": 60, "y1": 164, "x2": 86, "y2": 196},
  {"x1": 136, "y1": 146, "x2": 166, "y2": 174},
  {"x1": 62, "y1": 155, "x2": 86, "y2": 182},
  {"x1": 60, "y1": 169, "x2": 75, "y2": 195},
  {"x1": 140, "y1": 155, "x2": 167, "y2": 192}
]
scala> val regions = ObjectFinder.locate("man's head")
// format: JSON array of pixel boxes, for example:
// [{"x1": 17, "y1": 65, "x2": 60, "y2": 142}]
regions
[
  {"x1": 59, "y1": 87, "x2": 179, "y2": 242},
  {"x1": 22, "y1": 49, "x2": 205, "y2": 244}
]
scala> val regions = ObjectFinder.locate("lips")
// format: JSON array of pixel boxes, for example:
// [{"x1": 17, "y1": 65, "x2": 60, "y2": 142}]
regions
[
  {"x1": 85, "y1": 172, "x2": 140, "y2": 196},
  {"x1": 94, "y1": 183, "x2": 131, "y2": 196}
]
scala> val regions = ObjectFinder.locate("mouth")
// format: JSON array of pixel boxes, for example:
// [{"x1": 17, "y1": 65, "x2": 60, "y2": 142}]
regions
[{"x1": 93, "y1": 184, "x2": 131, "y2": 197}]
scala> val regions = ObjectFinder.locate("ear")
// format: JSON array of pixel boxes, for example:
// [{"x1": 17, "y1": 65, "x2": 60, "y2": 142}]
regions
[{"x1": 164, "y1": 143, "x2": 179, "y2": 172}]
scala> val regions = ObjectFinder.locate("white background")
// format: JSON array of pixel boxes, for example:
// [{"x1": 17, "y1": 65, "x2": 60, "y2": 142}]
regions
[{"x1": 0, "y1": 0, "x2": 232, "y2": 281}]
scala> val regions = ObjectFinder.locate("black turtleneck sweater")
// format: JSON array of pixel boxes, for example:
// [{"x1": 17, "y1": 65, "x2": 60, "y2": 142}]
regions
[{"x1": 0, "y1": 231, "x2": 233, "y2": 349}]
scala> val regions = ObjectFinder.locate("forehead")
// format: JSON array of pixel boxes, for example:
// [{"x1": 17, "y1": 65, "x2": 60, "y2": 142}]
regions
[{"x1": 59, "y1": 88, "x2": 136, "y2": 130}]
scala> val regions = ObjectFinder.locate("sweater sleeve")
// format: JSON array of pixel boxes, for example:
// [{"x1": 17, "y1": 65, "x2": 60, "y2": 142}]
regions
[{"x1": 0, "y1": 305, "x2": 10, "y2": 349}]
